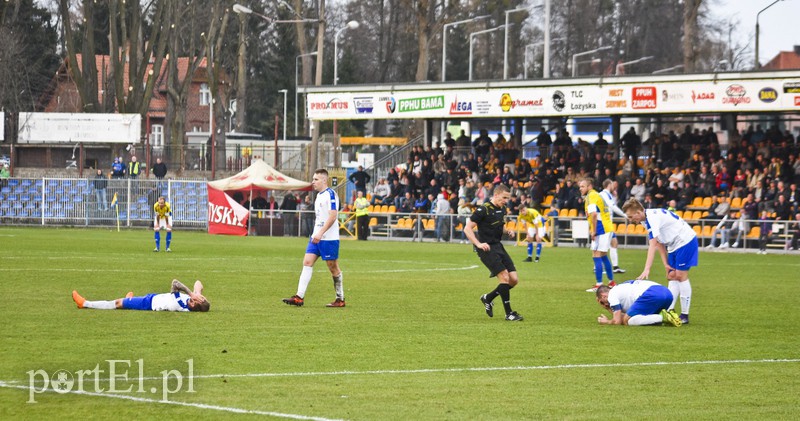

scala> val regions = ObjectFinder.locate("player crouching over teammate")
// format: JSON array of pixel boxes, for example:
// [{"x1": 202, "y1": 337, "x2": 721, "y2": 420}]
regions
[
  {"x1": 595, "y1": 280, "x2": 681, "y2": 326},
  {"x1": 72, "y1": 279, "x2": 210, "y2": 312},
  {"x1": 153, "y1": 196, "x2": 173, "y2": 252},
  {"x1": 622, "y1": 198, "x2": 698, "y2": 325}
]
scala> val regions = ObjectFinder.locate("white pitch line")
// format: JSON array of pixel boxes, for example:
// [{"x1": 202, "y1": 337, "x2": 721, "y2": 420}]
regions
[
  {"x1": 0, "y1": 265, "x2": 480, "y2": 274},
  {"x1": 0, "y1": 381, "x2": 344, "y2": 421},
  {"x1": 9, "y1": 358, "x2": 799, "y2": 385}
]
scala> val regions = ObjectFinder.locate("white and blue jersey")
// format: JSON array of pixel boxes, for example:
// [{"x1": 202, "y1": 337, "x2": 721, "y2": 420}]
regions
[
  {"x1": 122, "y1": 292, "x2": 190, "y2": 312},
  {"x1": 642, "y1": 208, "x2": 698, "y2": 270},
  {"x1": 314, "y1": 188, "x2": 340, "y2": 241},
  {"x1": 306, "y1": 187, "x2": 340, "y2": 260},
  {"x1": 608, "y1": 280, "x2": 673, "y2": 317}
]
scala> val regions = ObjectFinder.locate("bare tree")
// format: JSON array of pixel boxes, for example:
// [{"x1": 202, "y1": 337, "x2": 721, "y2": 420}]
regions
[{"x1": 682, "y1": 0, "x2": 702, "y2": 73}]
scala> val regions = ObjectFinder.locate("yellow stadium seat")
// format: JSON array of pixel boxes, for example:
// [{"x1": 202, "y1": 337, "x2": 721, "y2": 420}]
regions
[
  {"x1": 388, "y1": 205, "x2": 397, "y2": 213},
  {"x1": 690, "y1": 197, "x2": 703, "y2": 208},
  {"x1": 559, "y1": 209, "x2": 569, "y2": 218},
  {"x1": 379, "y1": 205, "x2": 389, "y2": 213},
  {"x1": 615, "y1": 224, "x2": 627, "y2": 235},
  {"x1": 368, "y1": 217, "x2": 378, "y2": 227},
  {"x1": 542, "y1": 195, "x2": 554, "y2": 206},
  {"x1": 730, "y1": 197, "x2": 742, "y2": 209},
  {"x1": 701, "y1": 197, "x2": 712, "y2": 208},
  {"x1": 747, "y1": 226, "x2": 760, "y2": 238},
  {"x1": 626, "y1": 224, "x2": 637, "y2": 234},
  {"x1": 567, "y1": 209, "x2": 578, "y2": 218},
  {"x1": 635, "y1": 224, "x2": 646, "y2": 235},
  {"x1": 692, "y1": 225, "x2": 702, "y2": 236},
  {"x1": 701, "y1": 225, "x2": 713, "y2": 237},
  {"x1": 367, "y1": 205, "x2": 375, "y2": 213}
]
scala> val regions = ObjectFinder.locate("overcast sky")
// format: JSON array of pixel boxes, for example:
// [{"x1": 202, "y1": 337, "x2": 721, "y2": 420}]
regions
[{"x1": 709, "y1": 0, "x2": 799, "y2": 65}]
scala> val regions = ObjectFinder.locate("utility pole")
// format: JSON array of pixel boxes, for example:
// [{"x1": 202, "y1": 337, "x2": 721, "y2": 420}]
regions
[{"x1": 310, "y1": 0, "x2": 325, "y2": 175}]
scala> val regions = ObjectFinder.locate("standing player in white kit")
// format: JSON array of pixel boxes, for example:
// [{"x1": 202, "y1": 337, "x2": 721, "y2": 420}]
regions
[{"x1": 283, "y1": 169, "x2": 346, "y2": 308}]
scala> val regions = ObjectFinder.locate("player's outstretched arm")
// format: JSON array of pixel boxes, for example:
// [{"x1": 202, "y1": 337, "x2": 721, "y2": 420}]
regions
[
  {"x1": 638, "y1": 238, "x2": 660, "y2": 280},
  {"x1": 171, "y1": 279, "x2": 192, "y2": 294},
  {"x1": 193, "y1": 280, "x2": 204, "y2": 295}
]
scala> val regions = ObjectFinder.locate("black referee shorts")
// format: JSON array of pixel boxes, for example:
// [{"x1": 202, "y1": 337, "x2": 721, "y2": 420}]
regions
[{"x1": 476, "y1": 243, "x2": 516, "y2": 278}]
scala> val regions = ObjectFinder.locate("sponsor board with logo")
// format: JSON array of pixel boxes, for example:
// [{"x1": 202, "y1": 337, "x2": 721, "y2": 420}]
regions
[
  {"x1": 353, "y1": 97, "x2": 374, "y2": 114},
  {"x1": 305, "y1": 76, "x2": 800, "y2": 119}
]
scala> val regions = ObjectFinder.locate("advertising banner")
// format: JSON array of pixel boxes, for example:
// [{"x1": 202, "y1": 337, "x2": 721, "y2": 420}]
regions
[
  {"x1": 207, "y1": 186, "x2": 249, "y2": 236},
  {"x1": 306, "y1": 77, "x2": 800, "y2": 120},
  {"x1": 18, "y1": 113, "x2": 141, "y2": 144}
]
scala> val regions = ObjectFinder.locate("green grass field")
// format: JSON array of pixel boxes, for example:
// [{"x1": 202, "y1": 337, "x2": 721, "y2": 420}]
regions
[{"x1": 1, "y1": 227, "x2": 798, "y2": 420}]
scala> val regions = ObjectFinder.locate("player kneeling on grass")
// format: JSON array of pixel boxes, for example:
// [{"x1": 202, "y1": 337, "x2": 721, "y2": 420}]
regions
[
  {"x1": 72, "y1": 279, "x2": 209, "y2": 312},
  {"x1": 595, "y1": 280, "x2": 681, "y2": 326}
]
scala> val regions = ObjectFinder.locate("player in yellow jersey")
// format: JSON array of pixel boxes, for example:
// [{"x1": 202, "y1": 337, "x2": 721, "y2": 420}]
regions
[
  {"x1": 518, "y1": 203, "x2": 546, "y2": 262},
  {"x1": 578, "y1": 178, "x2": 615, "y2": 291},
  {"x1": 153, "y1": 196, "x2": 173, "y2": 252}
]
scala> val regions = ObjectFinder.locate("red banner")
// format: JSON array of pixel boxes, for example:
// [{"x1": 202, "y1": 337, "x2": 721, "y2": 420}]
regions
[{"x1": 207, "y1": 186, "x2": 249, "y2": 236}]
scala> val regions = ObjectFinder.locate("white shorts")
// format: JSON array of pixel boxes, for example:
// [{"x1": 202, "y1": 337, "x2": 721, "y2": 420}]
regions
[
  {"x1": 527, "y1": 227, "x2": 546, "y2": 240},
  {"x1": 154, "y1": 215, "x2": 173, "y2": 230},
  {"x1": 591, "y1": 232, "x2": 612, "y2": 252}
]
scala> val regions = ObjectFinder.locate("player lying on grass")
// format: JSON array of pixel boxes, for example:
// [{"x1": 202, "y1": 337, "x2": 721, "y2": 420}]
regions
[
  {"x1": 595, "y1": 280, "x2": 681, "y2": 327},
  {"x1": 72, "y1": 279, "x2": 210, "y2": 312}
]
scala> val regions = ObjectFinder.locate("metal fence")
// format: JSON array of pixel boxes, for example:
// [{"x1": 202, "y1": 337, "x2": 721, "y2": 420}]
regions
[{"x1": 0, "y1": 178, "x2": 207, "y2": 228}]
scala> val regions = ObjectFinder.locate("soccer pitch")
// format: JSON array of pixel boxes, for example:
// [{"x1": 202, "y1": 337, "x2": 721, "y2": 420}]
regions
[{"x1": 1, "y1": 227, "x2": 798, "y2": 420}]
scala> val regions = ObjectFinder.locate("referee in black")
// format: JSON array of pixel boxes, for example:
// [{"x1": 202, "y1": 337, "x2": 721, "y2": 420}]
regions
[{"x1": 464, "y1": 184, "x2": 523, "y2": 321}]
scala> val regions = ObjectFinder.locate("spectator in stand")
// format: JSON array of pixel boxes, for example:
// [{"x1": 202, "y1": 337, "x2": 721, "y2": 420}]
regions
[
  {"x1": 349, "y1": 165, "x2": 371, "y2": 196},
  {"x1": 371, "y1": 178, "x2": 391, "y2": 205},
  {"x1": 715, "y1": 165, "x2": 731, "y2": 194},
  {"x1": 630, "y1": 178, "x2": 646, "y2": 202},
  {"x1": 593, "y1": 132, "x2": 609, "y2": 157},
  {"x1": 536, "y1": 127, "x2": 552, "y2": 158},
  {"x1": 774, "y1": 194, "x2": 792, "y2": 221},
  {"x1": 456, "y1": 130, "x2": 472, "y2": 149},
  {"x1": 757, "y1": 210, "x2": 773, "y2": 254},
  {"x1": 557, "y1": 180, "x2": 580, "y2": 210},
  {"x1": 413, "y1": 193, "x2": 431, "y2": 213},
  {"x1": 151, "y1": 158, "x2": 167, "y2": 180},
  {"x1": 473, "y1": 129, "x2": 493, "y2": 161},
  {"x1": 528, "y1": 176, "x2": 544, "y2": 209},
  {"x1": 642, "y1": 193, "x2": 655, "y2": 209},
  {"x1": 621, "y1": 127, "x2": 642, "y2": 172},
  {"x1": 127, "y1": 156, "x2": 141, "y2": 179},
  {"x1": 111, "y1": 157, "x2": 126, "y2": 179},
  {"x1": 443, "y1": 131, "x2": 456, "y2": 150},
  {"x1": 707, "y1": 209, "x2": 738, "y2": 249},
  {"x1": 397, "y1": 192, "x2": 414, "y2": 213},
  {"x1": 280, "y1": 192, "x2": 299, "y2": 236},
  {"x1": 787, "y1": 212, "x2": 800, "y2": 251},
  {"x1": 353, "y1": 190, "x2": 369, "y2": 241},
  {"x1": 93, "y1": 169, "x2": 109, "y2": 211},
  {"x1": 434, "y1": 193, "x2": 451, "y2": 242},
  {"x1": 299, "y1": 194, "x2": 313, "y2": 237},
  {"x1": 651, "y1": 178, "x2": 668, "y2": 207}
]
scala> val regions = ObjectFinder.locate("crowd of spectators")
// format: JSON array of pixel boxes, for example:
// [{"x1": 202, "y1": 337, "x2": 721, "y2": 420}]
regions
[{"x1": 366, "y1": 123, "x2": 800, "y2": 248}]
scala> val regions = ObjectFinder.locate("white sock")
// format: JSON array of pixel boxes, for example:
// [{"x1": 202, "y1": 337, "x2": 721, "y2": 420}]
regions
[
  {"x1": 609, "y1": 247, "x2": 619, "y2": 267},
  {"x1": 84, "y1": 300, "x2": 116, "y2": 310},
  {"x1": 333, "y1": 273, "x2": 344, "y2": 300},
  {"x1": 628, "y1": 314, "x2": 663, "y2": 326},
  {"x1": 679, "y1": 279, "x2": 692, "y2": 315},
  {"x1": 668, "y1": 280, "x2": 680, "y2": 311},
  {"x1": 296, "y1": 266, "x2": 313, "y2": 298}
]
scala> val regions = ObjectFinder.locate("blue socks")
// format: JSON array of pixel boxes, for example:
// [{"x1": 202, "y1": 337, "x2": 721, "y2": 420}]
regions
[
  {"x1": 602, "y1": 255, "x2": 614, "y2": 281},
  {"x1": 527, "y1": 243, "x2": 533, "y2": 257},
  {"x1": 536, "y1": 243, "x2": 542, "y2": 258},
  {"x1": 593, "y1": 257, "x2": 603, "y2": 284},
  {"x1": 166, "y1": 232, "x2": 172, "y2": 249},
  {"x1": 154, "y1": 231, "x2": 161, "y2": 250}
]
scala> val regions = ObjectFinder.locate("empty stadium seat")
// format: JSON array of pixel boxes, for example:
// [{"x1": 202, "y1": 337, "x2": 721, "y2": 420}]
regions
[
  {"x1": 388, "y1": 205, "x2": 397, "y2": 213},
  {"x1": 379, "y1": 205, "x2": 389, "y2": 213},
  {"x1": 567, "y1": 209, "x2": 578, "y2": 218},
  {"x1": 701, "y1": 197, "x2": 712, "y2": 208}
]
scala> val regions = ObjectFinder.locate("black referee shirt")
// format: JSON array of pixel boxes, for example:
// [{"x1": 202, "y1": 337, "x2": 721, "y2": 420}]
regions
[{"x1": 469, "y1": 201, "x2": 506, "y2": 244}]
